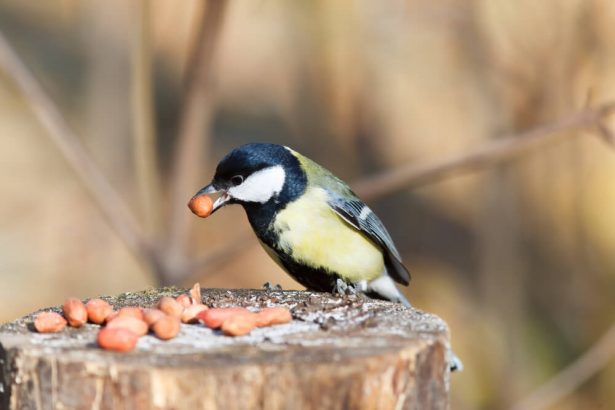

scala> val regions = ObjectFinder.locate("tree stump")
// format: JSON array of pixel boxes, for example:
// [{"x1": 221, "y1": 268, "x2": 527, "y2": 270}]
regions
[{"x1": 0, "y1": 288, "x2": 451, "y2": 409}]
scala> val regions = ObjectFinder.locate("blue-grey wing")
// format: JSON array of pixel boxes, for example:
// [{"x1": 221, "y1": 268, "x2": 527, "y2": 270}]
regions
[{"x1": 327, "y1": 192, "x2": 411, "y2": 286}]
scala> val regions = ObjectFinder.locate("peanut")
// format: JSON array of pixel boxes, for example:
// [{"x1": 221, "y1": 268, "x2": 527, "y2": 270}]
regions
[
  {"x1": 105, "y1": 310, "x2": 119, "y2": 323},
  {"x1": 85, "y1": 299, "x2": 112, "y2": 324},
  {"x1": 221, "y1": 313, "x2": 257, "y2": 336},
  {"x1": 181, "y1": 304, "x2": 208, "y2": 324},
  {"x1": 157, "y1": 296, "x2": 183, "y2": 318},
  {"x1": 255, "y1": 307, "x2": 292, "y2": 327},
  {"x1": 97, "y1": 327, "x2": 139, "y2": 352},
  {"x1": 34, "y1": 311, "x2": 67, "y2": 333},
  {"x1": 63, "y1": 298, "x2": 87, "y2": 328},
  {"x1": 189, "y1": 283, "x2": 202, "y2": 304},
  {"x1": 152, "y1": 316, "x2": 181, "y2": 340},
  {"x1": 143, "y1": 308, "x2": 166, "y2": 327},
  {"x1": 198, "y1": 307, "x2": 251, "y2": 329},
  {"x1": 176, "y1": 294, "x2": 192, "y2": 308},
  {"x1": 118, "y1": 306, "x2": 144, "y2": 320},
  {"x1": 187, "y1": 194, "x2": 213, "y2": 218},
  {"x1": 106, "y1": 316, "x2": 148, "y2": 336}
]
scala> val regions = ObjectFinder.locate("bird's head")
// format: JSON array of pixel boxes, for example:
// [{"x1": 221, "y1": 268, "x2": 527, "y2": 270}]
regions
[{"x1": 193, "y1": 143, "x2": 306, "y2": 214}]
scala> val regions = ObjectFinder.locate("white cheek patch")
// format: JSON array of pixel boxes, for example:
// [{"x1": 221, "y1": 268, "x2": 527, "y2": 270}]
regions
[{"x1": 228, "y1": 165, "x2": 286, "y2": 203}]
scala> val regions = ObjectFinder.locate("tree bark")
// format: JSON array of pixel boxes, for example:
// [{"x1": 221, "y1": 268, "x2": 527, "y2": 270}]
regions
[{"x1": 0, "y1": 288, "x2": 451, "y2": 409}]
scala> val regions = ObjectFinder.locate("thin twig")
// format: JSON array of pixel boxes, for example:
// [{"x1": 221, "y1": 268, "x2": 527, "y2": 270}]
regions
[
  {"x1": 510, "y1": 321, "x2": 615, "y2": 410},
  {"x1": 352, "y1": 103, "x2": 615, "y2": 201},
  {"x1": 164, "y1": 1, "x2": 229, "y2": 280},
  {"x1": 0, "y1": 30, "x2": 154, "y2": 262},
  {"x1": 132, "y1": 0, "x2": 163, "y2": 235}
]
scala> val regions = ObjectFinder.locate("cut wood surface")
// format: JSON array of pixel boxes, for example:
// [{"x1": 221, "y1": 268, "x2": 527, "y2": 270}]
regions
[{"x1": 0, "y1": 288, "x2": 451, "y2": 410}]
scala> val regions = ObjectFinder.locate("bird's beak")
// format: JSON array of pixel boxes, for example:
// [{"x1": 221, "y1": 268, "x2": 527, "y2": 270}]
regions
[{"x1": 193, "y1": 183, "x2": 231, "y2": 213}]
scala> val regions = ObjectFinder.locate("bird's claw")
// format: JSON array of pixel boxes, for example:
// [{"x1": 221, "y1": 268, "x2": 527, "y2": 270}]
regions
[
  {"x1": 333, "y1": 279, "x2": 357, "y2": 296},
  {"x1": 262, "y1": 282, "x2": 283, "y2": 291}
]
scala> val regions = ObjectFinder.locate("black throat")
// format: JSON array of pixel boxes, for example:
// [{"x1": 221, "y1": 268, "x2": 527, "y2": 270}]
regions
[{"x1": 241, "y1": 153, "x2": 307, "y2": 246}]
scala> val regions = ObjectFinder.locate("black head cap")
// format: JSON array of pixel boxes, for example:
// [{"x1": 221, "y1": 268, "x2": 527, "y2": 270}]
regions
[
  {"x1": 211, "y1": 143, "x2": 307, "y2": 203},
  {"x1": 213, "y1": 144, "x2": 284, "y2": 186}
]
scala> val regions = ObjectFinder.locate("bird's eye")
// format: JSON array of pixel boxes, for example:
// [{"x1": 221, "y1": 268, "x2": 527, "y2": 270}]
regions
[{"x1": 230, "y1": 175, "x2": 244, "y2": 186}]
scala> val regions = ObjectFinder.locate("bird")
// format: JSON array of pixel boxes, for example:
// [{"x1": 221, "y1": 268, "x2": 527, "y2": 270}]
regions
[
  {"x1": 192, "y1": 142, "x2": 411, "y2": 306},
  {"x1": 192, "y1": 143, "x2": 464, "y2": 371}
]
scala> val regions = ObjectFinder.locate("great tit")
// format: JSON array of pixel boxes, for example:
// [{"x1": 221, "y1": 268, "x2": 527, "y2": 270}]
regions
[{"x1": 193, "y1": 142, "x2": 412, "y2": 306}]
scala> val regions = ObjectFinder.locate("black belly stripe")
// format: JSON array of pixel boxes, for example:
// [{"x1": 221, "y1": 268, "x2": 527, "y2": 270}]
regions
[
  {"x1": 242, "y1": 187, "x2": 346, "y2": 292},
  {"x1": 275, "y1": 249, "x2": 341, "y2": 292}
]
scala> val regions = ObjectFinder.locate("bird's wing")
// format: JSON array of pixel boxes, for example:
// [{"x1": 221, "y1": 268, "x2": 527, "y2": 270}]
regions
[{"x1": 326, "y1": 192, "x2": 411, "y2": 286}]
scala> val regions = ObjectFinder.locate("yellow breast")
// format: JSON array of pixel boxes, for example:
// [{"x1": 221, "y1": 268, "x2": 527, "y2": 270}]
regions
[{"x1": 273, "y1": 187, "x2": 384, "y2": 282}]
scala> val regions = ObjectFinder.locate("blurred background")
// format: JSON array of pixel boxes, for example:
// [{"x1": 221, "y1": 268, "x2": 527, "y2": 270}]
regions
[{"x1": 1, "y1": 1, "x2": 614, "y2": 409}]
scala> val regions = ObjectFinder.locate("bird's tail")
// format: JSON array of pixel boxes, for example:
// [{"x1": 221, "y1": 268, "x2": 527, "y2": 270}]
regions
[
  {"x1": 367, "y1": 275, "x2": 412, "y2": 307},
  {"x1": 397, "y1": 291, "x2": 412, "y2": 308}
]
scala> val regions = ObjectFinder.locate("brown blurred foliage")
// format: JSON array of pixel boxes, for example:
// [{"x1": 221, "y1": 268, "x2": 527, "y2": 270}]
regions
[{"x1": 1, "y1": 1, "x2": 614, "y2": 409}]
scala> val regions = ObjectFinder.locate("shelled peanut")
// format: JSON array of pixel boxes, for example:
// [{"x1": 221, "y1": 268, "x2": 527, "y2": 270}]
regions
[
  {"x1": 117, "y1": 307, "x2": 144, "y2": 320},
  {"x1": 197, "y1": 307, "x2": 251, "y2": 329},
  {"x1": 188, "y1": 194, "x2": 213, "y2": 218},
  {"x1": 255, "y1": 307, "x2": 293, "y2": 327},
  {"x1": 106, "y1": 316, "x2": 148, "y2": 336},
  {"x1": 176, "y1": 294, "x2": 192, "y2": 308},
  {"x1": 34, "y1": 311, "x2": 67, "y2": 333},
  {"x1": 157, "y1": 297, "x2": 184, "y2": 318},
  {"x1": 152, "y1": 316, "x2": 181, "y2": 340},
  {"x1": 181, "y1": 304, "x2": 208, "y2": 324},
  {"x1": 197, "y1": 305, "x2": 293, "y2": 336},
  {"x1": 143, "y1": 308, "x2": 166, "y2": 326},
  {"x1": 97, "y1": 327, "x2": 139, "y2": 352},
  {"x1": 86, "y1": 299, "x2": 112, "y2": 324},
  {"x1": 63, "y1": 298, "x2": 87, "y2": 328}
]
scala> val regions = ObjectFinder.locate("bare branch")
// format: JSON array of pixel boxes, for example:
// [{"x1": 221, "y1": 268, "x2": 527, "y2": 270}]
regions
[
  {"x1": 0, "y1": 31, "x2": 154, "y2": 262},
  {"x1": 165, "y1": 1, "x2": 229, "y2": 278},
  {"x1": 132, "y1": 0, "x2": 163, "y2": 235},
  {"x1": 510, "y1": 321, "x2": 615, "y2": 410},
  {"x1": 353, "y1": 103, "x2": 615, "y2": 201}
]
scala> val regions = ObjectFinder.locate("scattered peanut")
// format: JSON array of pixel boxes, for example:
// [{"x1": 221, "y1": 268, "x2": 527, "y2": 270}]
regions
[
  {"x1": 189, "y1": 283, "x2": 202, "y2": 304},
  {"x1": 221, "y1": 313, "x2": 258, "y2": 336},
  {"x1": 176, "y1": 294, "x2": 192, "y2": 308},
  {"x1": 143, "y1": 308, "x2": 166, "y2": 327},
  {"x1": 118, "y1": 306, "x2": 144, "y2": 320},
  {"x1": 181, "y1": 304, "x2": 208, "y2": 324},
  {"x1": 97, "y1": 327, "x2": 139, "y2": 352},
  {"x1": 198, "y1": 307, "x2": 252, "y2": 329},
  {"x1": 188, "y1": 194, "x2": 213, "y2": 218},
  {"x1": 106, "y1": 316, "x2": 148, "y2": 336},
  {"x1": 152, "y1": 316, "x2": 181, "y2": 340},
  {"x1": 255, "y1": 307, "x2": 292, "y2": 327},
  {"x1": 34, "y1": 311, "x2": 67, "y2": 333},
  {"x1": 157, "y1": 297, "x2": 184, "y2": 318},
  {"x1": 85, "y1": 299, "x2": 113, "y2": 324},
  {"x1": 63, "y1": 298, "x2": 87, "y2": 328},
  {"x1": 105, "y1": 310, "x2": 119, "y2": 323}
]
